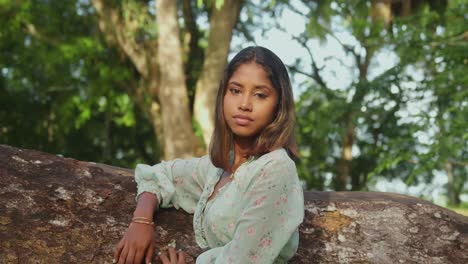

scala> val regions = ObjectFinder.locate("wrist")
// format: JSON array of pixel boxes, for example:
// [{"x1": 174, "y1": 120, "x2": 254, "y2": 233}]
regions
[
  {"x1": 133, "y1": 207, "x2": 155, "y2": 219},
  {"x1": 133, "y1": 192, "x2": 159, "y2": 219}
]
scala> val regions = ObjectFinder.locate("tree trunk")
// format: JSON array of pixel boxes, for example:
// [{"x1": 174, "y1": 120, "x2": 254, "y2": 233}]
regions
[
  {"x1": 193, "y1": 0, "x2": 243, "y2": 149},
  {"x1": 91, "y1": 0, "x2": 243, "y2": 158},
  {"x1": 156, "y1": 0, "x2": 197, "y2": 159},
  {"x1": 336, "y1": 113, "x2": 355, "y2": 191},
  {"x1": 371, "y1": 0, "x2": 392, "y2": 26},
  {"x1": 1, "y1": 144, "x2": 467, "y2": 263},
  {"x1": 445, "y1": 160, "x2": 461, "y2": 206},
  {"x1": 371, "y1": 0, "x2": 419, "y2": 26},
  {"x1": 91, "y1": 0, "x2": 168, "y2": 161},
  {"x1": 400, "y1": 0, "x2": 413, "y2": 16}
]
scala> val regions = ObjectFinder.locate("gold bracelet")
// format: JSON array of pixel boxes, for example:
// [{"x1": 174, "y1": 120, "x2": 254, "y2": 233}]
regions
[
  {"x1": 131, "y1": 219, "x2": 154, "y2": 225},
  {"x1": 132, "y1": 216, "x2": 153, "y2": 222}
]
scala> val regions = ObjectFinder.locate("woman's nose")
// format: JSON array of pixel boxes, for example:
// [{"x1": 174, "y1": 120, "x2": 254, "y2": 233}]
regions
[{"x1": 238, "y1": 95, "x2": 252, "y2": 111}]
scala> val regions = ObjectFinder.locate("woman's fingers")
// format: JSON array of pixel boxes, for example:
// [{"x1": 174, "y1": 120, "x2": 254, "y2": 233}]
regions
[
  {"x1": 177, "y1": 250, "x2": 186, "y2": 264},
  {"x1": 159, "y1": 252, "x2": 171, "y2": 264},
  {"x1": 145, "y1": 243, "x2": 155, "y2": 264},
  {"x1": 158, "y1": 244, "x2": 186, "y2": 264},
  {"x1": 125, "y1": 248, "x2": 136, "y2": 264},
  {"x1": 118, "y1": 244, "x2": 129, "y2": 264},
  {"x1": 168, "y1": 246, "x2": 177, "y2": 263},
  {"x1": 114, "y1": 239, "x2": 125, "y2": 263},
  {"x1": 133, "y1": 248, "x2": 145, "y2": 264}
]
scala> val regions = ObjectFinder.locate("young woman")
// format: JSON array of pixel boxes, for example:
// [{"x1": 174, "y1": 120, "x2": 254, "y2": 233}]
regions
[{"x1": 113, "y1": 46, "x2": 304, "y2": 264}]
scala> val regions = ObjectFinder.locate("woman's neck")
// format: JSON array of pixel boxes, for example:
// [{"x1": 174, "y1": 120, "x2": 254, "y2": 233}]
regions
[{"x1": 232, "y1": 137, "x2": 254, "y2": 170}]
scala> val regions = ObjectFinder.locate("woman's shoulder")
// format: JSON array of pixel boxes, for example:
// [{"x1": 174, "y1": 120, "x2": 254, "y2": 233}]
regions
[
  {"x1": 243, "y1": 148, "x2": 297, "y2": 180},
  {"x1": 195, "y1": 154, "x2": 219, "y2": 173},
  {"x1": 169, "y1": 154, "x2": 217, "y2": 175},
  {"x1": 254, "y1": 148, "x2": 295, "y2": 167},
  {"x1": 242, "y1": 148, "x2": 300, "y2": 191}
]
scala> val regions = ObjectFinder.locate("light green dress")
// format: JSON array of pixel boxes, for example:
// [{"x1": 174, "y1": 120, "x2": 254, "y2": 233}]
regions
[{"x1": 135, "y1": 148, "x2": 304, "y2": 264}]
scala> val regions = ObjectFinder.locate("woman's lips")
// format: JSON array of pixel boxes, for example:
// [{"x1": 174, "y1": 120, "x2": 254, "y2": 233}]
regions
[{"x1": 233, "y1": 115, "x2": 253, "y2": 126}]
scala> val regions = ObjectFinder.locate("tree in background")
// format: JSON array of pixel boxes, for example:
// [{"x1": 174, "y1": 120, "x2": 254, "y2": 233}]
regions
[
  {"x1": 1, "y1": 0, "x2": 244, "y2": 163},
  {"x1": 0, "y1": 0, "x2": 157, "y2": 167},
  {"x1": 90, "y1": 0, "x2": 243, "y2": 160},
  {"x1": 1, "y1": 0, "x2": 465, "y2": 204},
  {"x1": 288, "y1": 0, "x2": 417, "y2": 190},
  {"x1": 389, "y1": 0, "x2": 467, "y2": 205},
  {"x1": 287, "y1": 0, "x2": 466, "y2": 197}
]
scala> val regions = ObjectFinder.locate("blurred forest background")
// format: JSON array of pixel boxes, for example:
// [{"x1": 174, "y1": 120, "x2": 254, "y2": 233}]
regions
[{"x1": 0, "y1": 0, "x2": 467, "y2": 213}]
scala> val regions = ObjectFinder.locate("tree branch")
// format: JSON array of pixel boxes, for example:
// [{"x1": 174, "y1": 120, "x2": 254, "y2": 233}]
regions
[
  {"x1": 287, "y1": 65, "x2": 314, "y2": 79},
  {"x1": 23, "y1": 23, "x2": 58, "y2": 46},
  {"x1": 291, "y1": 35, "x2": 325, "y2": 86},
  {"x1": 90, "y1": 0, "x2": 151, "y2": 78},
  {"x1": 181, "y1": 0, "x2": 198, "y2": 55}
]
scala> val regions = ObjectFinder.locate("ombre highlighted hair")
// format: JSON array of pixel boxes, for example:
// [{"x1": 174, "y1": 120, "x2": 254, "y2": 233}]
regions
[{"x1": 209, "y1": 46, "x2": 298, "y2": 171}]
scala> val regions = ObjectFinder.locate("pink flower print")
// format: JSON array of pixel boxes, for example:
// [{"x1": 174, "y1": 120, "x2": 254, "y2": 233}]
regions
[
  {"x1": 274, "y1": 200, "x2": 281, "y2": 208},
  {"x1": 247, "y1": 226, "x2": 255, "y2": 236},
  {"x1": 191, "y1": 172, "x2": 197, "y2": 180},
  {"x1": 280, "y1": 216, "x2": 285, "y2": 225},
  {"x1": 211, "y1": 223, "x2": 217, "y2": 232},
  {"x1": 255, "y1": 195, "x2": 267, "y2": 206},
  {"x1": 281, "y1": 194, "x2": 288, "y2": 204},
  {"x1": 248, "y1": 255, "x2": 258, "y2": 263},
  {"x1": 174, "y1": 178, "x2": 184, "y2": 186},
  {"x1": 259, "y1": 236, "x2": 272, "y2": 247},
  {"x1": 227, "y1": 222, "x2": 235, "y2": 231}
]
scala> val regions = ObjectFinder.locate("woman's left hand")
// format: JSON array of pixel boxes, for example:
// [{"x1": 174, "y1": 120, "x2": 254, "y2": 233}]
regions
[{"x1": 158, "y1": 245, "x2": 186, "y2": 264}]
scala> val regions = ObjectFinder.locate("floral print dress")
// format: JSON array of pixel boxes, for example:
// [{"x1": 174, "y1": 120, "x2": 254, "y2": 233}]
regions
[{"x1": 135, "y1": 148, "x2": 304, "y2": 264}]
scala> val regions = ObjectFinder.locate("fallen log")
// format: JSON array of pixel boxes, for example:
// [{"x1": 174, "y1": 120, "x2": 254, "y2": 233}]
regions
[{"x1": 0, "y1": 144, "x2": 466, "y2": 263}]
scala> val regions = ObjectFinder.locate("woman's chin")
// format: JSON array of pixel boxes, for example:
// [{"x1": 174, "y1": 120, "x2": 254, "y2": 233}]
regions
[{"x1": 231, "y1": 129, "x2": 261, "y2": 139}]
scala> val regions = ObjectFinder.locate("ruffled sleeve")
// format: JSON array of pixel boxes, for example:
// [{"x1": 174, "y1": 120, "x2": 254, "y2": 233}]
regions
[
  {"x1": 196, "y1": 157, "x2": 304, "y2": 263},
  {"x1": 134, "y1": 155, "x2": 212, "y2": 214}
]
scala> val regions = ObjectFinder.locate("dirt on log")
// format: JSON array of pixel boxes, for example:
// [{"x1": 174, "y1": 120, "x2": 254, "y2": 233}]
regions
[{"x1": 0, "y1": 144, "x2": 467, "y2": 264}]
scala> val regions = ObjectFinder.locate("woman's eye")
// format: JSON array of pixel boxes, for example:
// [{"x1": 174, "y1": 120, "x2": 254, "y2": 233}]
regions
[
  {"x1": 255, "y1": 93, "x2": 267, "y2": 99},
  {"x1": 229, "y1": 88, "x2": 240, "y2": 94}
]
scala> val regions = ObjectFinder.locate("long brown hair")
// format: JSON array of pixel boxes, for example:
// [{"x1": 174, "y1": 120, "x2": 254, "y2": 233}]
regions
[{"x1": 209, "y1": 46, "x2": 298, "y2": 171}]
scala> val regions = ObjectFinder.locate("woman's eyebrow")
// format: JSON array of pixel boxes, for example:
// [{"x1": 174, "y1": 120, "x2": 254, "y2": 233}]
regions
[
  {"x1": 229, "y1": 81, "x2": 243, "y2": 87},
  {"x1": 254, "y1": 85, "x2": 272, "y2": 91},
  {"x1": 229, "y1": 81, "x2": 272, "y2": 91}
]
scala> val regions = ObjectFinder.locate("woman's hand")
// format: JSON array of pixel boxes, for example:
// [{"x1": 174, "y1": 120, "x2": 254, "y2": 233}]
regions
[
  {"x1": 114, "y1": 222, "x2": 155, "y2": 264},
  {"x1": 158, "y1": 245, "x2": 186, "y2": 264},
  {"x1": 113, "y1": 192, "x2": 158, "y2": 263}
]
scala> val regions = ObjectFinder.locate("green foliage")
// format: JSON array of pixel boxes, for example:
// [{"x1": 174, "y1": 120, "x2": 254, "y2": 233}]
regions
[
  {"x1": 292, "y1": 0, "x2": 466, "y2": 200},
  {"x1": 385, "y1": 1, "x2": 467, "y2": 204},
  {"x1": 0, "y1": 0, "x2": 157, "y2": 167},
  {"x1": 295, "y1": 84, "x2": 346, "y2": 189},
  {"x1": 122, "y1": 0, "x2": 158, "y2": 39},
  {"x1": 1, "y1": 0, "x2": 465, "y2": 205},
  {"x1": 447, "y1": 202, "x2": 468, "y2": 216}
]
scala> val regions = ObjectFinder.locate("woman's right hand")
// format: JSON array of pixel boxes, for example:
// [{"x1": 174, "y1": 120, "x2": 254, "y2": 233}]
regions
[{"x1": 113, "y1": 222, "x2": 155, "y2": 264}]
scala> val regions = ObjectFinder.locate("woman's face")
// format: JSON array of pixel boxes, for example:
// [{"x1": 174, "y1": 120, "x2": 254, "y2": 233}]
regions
[{"x1": 223, "y1": 62, "x2": 278, "y2": 140}]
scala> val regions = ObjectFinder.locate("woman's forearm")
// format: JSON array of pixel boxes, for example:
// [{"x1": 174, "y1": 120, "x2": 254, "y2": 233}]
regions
[{"x1": 133, "y1": 192, "x2": 159, "y2": 219}]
